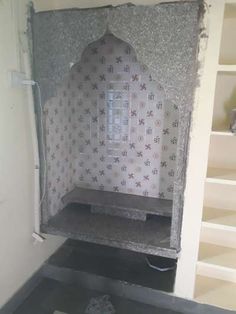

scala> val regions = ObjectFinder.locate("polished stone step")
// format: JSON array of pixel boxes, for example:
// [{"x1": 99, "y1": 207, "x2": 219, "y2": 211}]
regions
[{"x1": 62, "y1": 187, "x2": 172, "y2": 221}]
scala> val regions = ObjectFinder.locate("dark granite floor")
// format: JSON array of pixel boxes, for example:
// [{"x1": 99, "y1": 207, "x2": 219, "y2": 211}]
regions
[
  {"x1": 47, "y1": 240, "x2": 176, "y2": 292},
  {"x1": 7, "y1": 240, "x2": 233, "y2": 314},
  {"x1": 13, "y1": 278, "x2": 181, "y2": 314}
]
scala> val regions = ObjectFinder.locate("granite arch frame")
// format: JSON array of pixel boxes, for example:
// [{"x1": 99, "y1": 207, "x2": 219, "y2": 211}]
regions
[{"x1": 31, "y1": 1, "x2": 203, "y2": 251}]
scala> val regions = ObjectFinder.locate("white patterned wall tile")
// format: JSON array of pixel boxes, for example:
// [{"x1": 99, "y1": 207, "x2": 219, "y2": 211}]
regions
[{"x1": 44, "y1": 34, "x2": 178, "y2": 217}]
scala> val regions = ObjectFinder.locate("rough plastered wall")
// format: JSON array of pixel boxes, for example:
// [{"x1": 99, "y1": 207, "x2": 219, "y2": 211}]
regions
[{"x1": 0, "y1": 0, "x2": 63, "y2": 307}]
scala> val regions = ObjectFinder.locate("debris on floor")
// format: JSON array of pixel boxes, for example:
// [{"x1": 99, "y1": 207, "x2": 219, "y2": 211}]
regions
[{"x1": 85, "y1": 295, "x2": 116, "y2": 314}]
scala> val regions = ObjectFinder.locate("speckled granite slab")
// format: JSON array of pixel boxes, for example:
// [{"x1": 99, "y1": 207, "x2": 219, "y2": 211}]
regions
[
  {"x1": 62, "y1": 187, "x2": 172, "y2": 221},
  {"x1": 42, "y1": 203, "x2": 177, "y2": 258}
]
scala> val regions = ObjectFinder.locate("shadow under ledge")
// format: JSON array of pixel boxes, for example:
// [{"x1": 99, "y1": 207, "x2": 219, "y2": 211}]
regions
[{"x1": 42, "y1": 188, "x2": 178, "y2": 259}]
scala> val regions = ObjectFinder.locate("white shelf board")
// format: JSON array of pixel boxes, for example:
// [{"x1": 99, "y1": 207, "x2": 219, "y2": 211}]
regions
[
  {"x1": 211, "y1": 130, "x2": 235, "y2": 136},
  {"x1": 217, "y1": 65, "x2": 236, "y2": 72},
  {"x1": 197, "y1": 261, "x2": 236, "y2": 283},
  {"x1": 195, "y1": 275, "x2": 236, "y2": 311},
  {"x1": 197, "y1": 243, "x2": 236, "y2": 283},
  {"x1": 202, "y1": 221, "x2": 236, "y2": 233},
  {"x1": 206, "y1": 168, "x2": 236, "y2": 185},
  {"x1": 199, "y1": 242, "x2": 236, "y2": 268},
  {"x1": 203, "y1": 207, "x2": 236, "y2": 228},
  {"x1": 204, "y1": 182, "x2": 236, "y2": 212},
  {"x1": 201, "y1": 223, "x2": 236, "y2": 249},
  {"x1": 208, "y1": 135, "x2": 236, "y2": 170}
]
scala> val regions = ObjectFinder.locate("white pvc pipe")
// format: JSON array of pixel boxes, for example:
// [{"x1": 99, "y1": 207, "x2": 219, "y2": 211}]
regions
[{"x1": 23, "y1": 52, "x2": 42, "y2": 239}]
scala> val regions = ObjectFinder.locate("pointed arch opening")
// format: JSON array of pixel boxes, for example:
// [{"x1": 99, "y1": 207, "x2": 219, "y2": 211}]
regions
[{"x1": 44, "y1": 33, "x2": 179, "y2": 222}]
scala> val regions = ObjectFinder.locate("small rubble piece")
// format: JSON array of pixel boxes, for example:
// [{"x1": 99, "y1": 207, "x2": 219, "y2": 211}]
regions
[
  {"x1": 146, "y1": 255, "x2": 177, "y2": 272},
  {"x1": 85, "y1": 295, "x2": 116, "y2": 314},
  {"x1": 230, "y1": 108, "x2": 236, "y2": 133}
]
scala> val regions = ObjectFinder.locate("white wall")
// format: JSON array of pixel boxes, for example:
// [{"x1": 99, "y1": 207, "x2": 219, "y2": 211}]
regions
[{"x1": 0, "y1": 0, "x2": 64, "y2": 307}]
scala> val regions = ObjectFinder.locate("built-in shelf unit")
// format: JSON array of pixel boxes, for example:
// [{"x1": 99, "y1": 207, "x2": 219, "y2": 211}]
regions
[{"x1": 194, "y1": 1, "x2": 236, "y2": 310}]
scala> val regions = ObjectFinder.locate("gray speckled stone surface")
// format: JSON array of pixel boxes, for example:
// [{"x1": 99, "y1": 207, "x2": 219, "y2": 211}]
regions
[
  {"x1": 32, "y1": 1, "x2": 203, "y2": 251},
  {"x1": 32, "y1": 8, "x2": 108, "y2": 103},
  {"x1": 42, "y1": 203, "x2": 177, "y2": 258},
  {"x1": 62, "y1": 187, "x2": 173, "y2": 221},
  {"x1": 91, "y1": 206, "x2": 148, "y2": 221}
]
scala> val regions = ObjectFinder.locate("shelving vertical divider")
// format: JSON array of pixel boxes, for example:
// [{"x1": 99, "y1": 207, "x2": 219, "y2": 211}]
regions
[{"x1": 174, "y1": 0, "x2": 225, "y2": 300}]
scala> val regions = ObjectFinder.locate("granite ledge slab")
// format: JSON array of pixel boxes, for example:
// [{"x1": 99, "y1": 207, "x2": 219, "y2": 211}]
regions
[
  {"x1": 62, "y1": 187, "x2": 173, "y2": 217},
  {"x1": 42, "y1": 203, "x2": 178, "y2": 259}
]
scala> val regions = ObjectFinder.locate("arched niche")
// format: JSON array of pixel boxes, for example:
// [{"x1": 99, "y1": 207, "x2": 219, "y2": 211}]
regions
[
  {"x1": 43, "y1": 33, "x2": 179, "y2": 225},
  {"x1": 32, "y1": 2, "x2": 202, "y2": 249}
]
